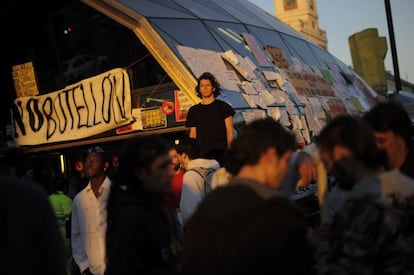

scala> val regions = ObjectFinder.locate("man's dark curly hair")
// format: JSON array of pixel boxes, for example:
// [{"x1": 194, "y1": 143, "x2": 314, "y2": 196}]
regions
[{"x1": 195, "y1": 72, "x2": 221, "y2": 98}]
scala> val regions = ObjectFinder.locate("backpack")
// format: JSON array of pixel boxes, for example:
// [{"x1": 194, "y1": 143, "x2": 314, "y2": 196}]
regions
[{"x1": 187, "y1": 167, "x2": 217, "y2": 198}]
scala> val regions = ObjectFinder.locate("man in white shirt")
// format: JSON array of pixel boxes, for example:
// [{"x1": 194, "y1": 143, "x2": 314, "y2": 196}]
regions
[{"x1": 71, "y1": 146, "x2": 112, "y2": 275}]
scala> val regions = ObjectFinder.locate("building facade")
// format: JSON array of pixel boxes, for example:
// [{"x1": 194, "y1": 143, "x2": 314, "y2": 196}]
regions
[
  {"x1": 275, "y1": 0, "x2": 327, "y2": 49},
  {"x1": 6, "y1": 0, "x2": 381, "y2": 166}
]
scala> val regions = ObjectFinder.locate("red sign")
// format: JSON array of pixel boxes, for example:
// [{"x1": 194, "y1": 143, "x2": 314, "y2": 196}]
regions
[{"x1": 161, "y1": 100, "x2": 175, "y2": 115}]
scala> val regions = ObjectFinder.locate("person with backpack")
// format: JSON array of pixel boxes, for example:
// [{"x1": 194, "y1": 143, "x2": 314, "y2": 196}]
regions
[
  {"x1": 179, "y1": 118, "x2": 316, "y2": 275},
  {"x1": 177, "y1": 137, "x2": 220, "y2": 226}
]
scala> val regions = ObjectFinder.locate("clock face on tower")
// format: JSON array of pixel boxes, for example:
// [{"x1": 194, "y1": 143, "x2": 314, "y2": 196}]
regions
[{"x1": 284, "y1": 0, "x2": 297, "y2": 10}]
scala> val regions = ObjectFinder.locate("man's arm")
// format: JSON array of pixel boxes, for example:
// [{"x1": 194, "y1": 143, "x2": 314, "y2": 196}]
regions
[
  {"x1": 189, "y1": 127, "x2": 196, "y2": 139},
  {"x1": 224, "y1": 116, "x2": 234, "y2": 148},
  {"x1": 280, "y1": 150, "x2": 317, "y2": 196},
  {"x1": 295, "y1": 151, "x2": 317, "y2": 186}
]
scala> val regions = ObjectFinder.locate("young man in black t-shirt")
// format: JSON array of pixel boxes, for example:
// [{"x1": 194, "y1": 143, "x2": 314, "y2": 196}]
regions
[{"x1": 186, "y1": 72, "x2": 235, "y2": 166}]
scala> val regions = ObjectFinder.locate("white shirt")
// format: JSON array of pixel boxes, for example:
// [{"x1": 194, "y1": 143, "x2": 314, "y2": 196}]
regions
[
  {"x1": 71, "y1": 176, "x2": 111, "y2": 275},
  {"x1": 180, "y1": 158, "x2": 220, "y2": 225}
]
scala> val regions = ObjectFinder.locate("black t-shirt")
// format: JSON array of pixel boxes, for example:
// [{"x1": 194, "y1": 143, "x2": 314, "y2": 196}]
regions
[
  {"x1": 185, "y1": 99, "x2": 235, "y2": 159},
  {"x1": 106, "y1": 186, "x2": 181, "y2": 275}
]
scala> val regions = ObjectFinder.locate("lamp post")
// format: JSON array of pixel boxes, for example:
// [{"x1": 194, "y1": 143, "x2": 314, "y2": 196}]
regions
[{"x1": 384, "y1": 0, "x2": 401, "y2": 93}]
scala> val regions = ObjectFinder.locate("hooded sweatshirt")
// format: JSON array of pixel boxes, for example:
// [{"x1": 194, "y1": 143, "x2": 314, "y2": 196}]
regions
[{"x1": 179, "y1": 158, "x2": 220, "y2": 225}]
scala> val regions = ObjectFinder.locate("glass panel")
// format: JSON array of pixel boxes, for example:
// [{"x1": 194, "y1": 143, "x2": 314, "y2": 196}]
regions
[
  {"x1": 120, "y1": 0, "x2": 194, "y2": 18},
  {"x1": 217, "y1": 91, "x2": 250, "y2": 109},
  {"x1": 281, "y1": 34, "x2": 322, "y2": 67},
  {"x1": 309, "y1": 44, "x2": 336, "y2": 68},
  {"x1": 175, "y1": 0, "x2": 237, "y2": 21},
  {"x1": 228, "y1": 1, "x2": 304, "y2": 39},
  {"x1": 309, "y1": 46, "x2": 356, "y2": 79},
  {"x1": 211, "y1": 0, "x2": 270, "y2": 28},
  {"x1": 333, "y1": 56, "x2": 355, "y2": 75},
  {"x1": 151, "y1": 19, "x2": 221, "y2": 51},
  {"x1": 246, "y1": 25, "x2": 294, "y2": 67},
  {"x1": 204, "y1": 21, "x2": 255, "y2": 61}
]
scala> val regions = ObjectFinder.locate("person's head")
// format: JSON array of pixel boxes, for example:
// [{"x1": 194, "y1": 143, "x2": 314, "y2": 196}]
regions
[
  {"x1": 316, "y1": 115, "x2": 384, "y2": 189},
  {"x1": 176, "y1": 138, "x2": 201, "y2": 170},
  {"x1": 362, "y1": 101, "x2": 414, "y2": 168},
  {"x1": 51, "y1": 175, "x2": 69, "y2": 194},
  {"x1": 85, "y1": 146, "x2": 111, "y2": 180},
  {"x1": 195, "y1": 72, "x2": 221, "y2": 99},
  {"x1": 16, "y1": 159, "x2": 35, "y2": 180},
  {"x1": 115, "y1": 136, "x2": 173, "y2": 195},
  {"x1": 169, "y1": 146, "x2": 182, "y2": 173},
  {"x1": 363, "y1": 101, "x2": 413, "y2": 145},
  {"x1": 225, "y1": 117, "x2": 296, "y2": 188}
]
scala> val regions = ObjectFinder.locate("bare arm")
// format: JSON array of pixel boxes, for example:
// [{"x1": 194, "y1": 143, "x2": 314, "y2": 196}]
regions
[
  {"x1": 189, "y1": 127, "x2": 196, "y2": 139},
  {"x1": 302, "y1": 143, "x2": 331, "y2": 224},
  {"x1": 296, "y1": 152, "x2": 317, "y2": 186},
  {"x1": 224, "y1": 116, "x2": 234, "y2": 148}
]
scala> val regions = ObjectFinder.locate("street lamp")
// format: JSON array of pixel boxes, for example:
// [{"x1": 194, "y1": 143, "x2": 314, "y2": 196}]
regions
[{"x1": 384, "y1": 0, "x2": 401, "y2": 93}]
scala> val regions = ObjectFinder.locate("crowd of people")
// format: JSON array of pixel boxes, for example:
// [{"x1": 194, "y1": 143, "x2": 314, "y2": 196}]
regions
[{"x1": 2, "y1": 72, "x2": 414, "y2": 275}]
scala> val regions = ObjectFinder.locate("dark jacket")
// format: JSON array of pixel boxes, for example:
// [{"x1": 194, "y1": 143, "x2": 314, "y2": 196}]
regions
[
  {"x1": 179, "y1": 178, "x2": 316, "y2": 275},
  {"x1": 0, "y1": 174, "x2": 66, "y2": 275},
  {"x1": 106, "y1": 184, "x2": 182, "y2": 275},
  {"x1": 400, "y1": 145, "x2": 414, "y2": 179}
]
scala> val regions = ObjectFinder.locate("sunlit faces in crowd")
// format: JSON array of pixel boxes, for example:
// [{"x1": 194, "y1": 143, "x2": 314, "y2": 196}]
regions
[
  {"x1": 169, "y1": 148, "x2": 182, "y2": 172},
  {"x1": 373, "y1": 131, "x2": 407, "y2": 169},
  {"x1": 267, "y1": 147, "x2": 293, "y2": 189},
  {"x1": 140, "y1": 153, "x2": 174, "y2": 194},
  {"x1": 198, "y1": 79, "x2": 215, "y2": 98},
  {"x1": 85, "y1": 151, "x2": 108, "y2": 179}
]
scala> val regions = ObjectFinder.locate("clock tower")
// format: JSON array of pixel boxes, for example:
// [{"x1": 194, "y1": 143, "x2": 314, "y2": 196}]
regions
[{"x1": 274, "y1": 0, "x2": 327, "y2": 50}]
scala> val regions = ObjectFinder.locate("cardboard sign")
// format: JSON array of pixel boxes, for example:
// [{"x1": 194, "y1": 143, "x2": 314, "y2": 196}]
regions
[{"x1": 12, "y1": 62, "x2": 39, "y2": 97}]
